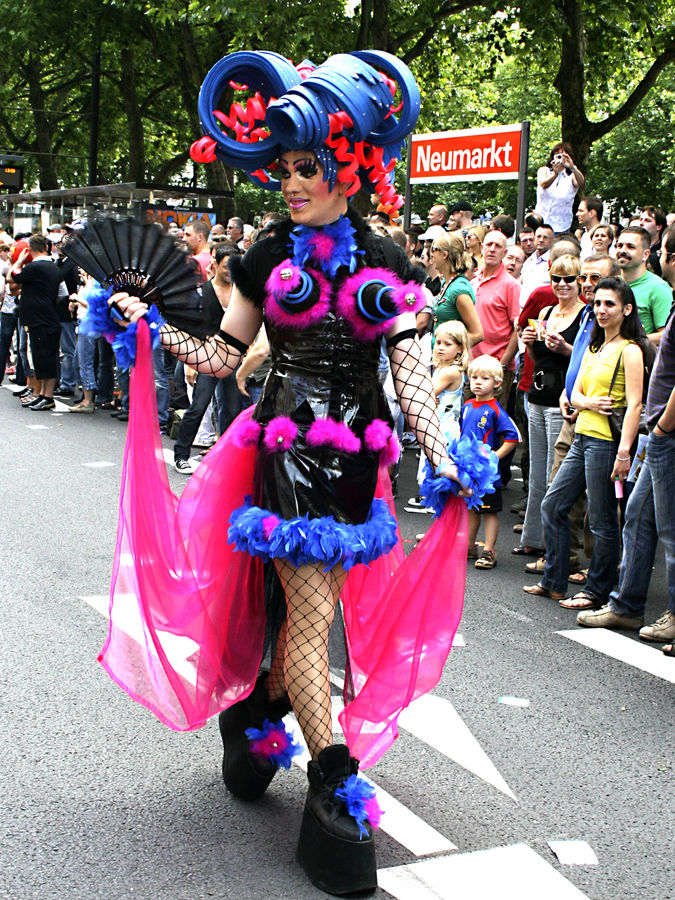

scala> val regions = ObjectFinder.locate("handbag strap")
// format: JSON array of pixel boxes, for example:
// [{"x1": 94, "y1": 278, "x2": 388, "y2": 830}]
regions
[{"x1": 607, "y1": 340, "x2": 630, "y2": 394}]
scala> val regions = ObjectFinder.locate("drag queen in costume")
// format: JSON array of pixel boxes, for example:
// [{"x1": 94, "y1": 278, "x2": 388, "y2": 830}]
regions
[{"x1": 96, "y1": 50, "x2": 496, "y2": 896}]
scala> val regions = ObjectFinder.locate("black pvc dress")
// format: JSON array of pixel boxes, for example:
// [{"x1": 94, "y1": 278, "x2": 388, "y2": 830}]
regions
[{"x1": 227, "y1": 209, "x2": 426, "y2": 569}]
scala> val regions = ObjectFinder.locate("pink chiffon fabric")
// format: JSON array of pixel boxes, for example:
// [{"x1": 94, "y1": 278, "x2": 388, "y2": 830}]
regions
[{"x1": 99, "y1": 320, "x2": 468, "y2": 766}]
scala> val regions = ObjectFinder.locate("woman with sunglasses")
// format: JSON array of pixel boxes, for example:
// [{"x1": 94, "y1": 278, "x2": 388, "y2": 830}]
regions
[
  {"x1": 431, "y1": 231, "x2": 484, "y2": 348},
  {"x1": 517, "y1": 255, "x2": 585, "y2": 556},
  {"x1": 525, "y1": 277, "x2": 644, "y2": 607}
]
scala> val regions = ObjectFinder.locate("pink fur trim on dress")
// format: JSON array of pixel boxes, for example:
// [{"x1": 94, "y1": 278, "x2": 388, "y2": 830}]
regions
[
  {"x1": 265, "y1": 261, "x2": 331, "y2": 329},
  {"x1": 306, "y1": 417, "x2": 362, "y2": 454},
  {"x1": 379, "y1": 433, "x2": 401, "y2": 468},
  {"x1": 363, "y1": 419, "x2": 392, "y2": 452},
  {"x1": 263, "y1": 416, "x2": 298, "y2": 452},
  {"x1": 335, "y1": 267, "x2": 426, "y2": 341}
]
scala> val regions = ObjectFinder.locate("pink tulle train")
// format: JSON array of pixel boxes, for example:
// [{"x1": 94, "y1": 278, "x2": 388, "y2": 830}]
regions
[{"x1": 99, "y1": 320, "x2": 468, "y2": 767}]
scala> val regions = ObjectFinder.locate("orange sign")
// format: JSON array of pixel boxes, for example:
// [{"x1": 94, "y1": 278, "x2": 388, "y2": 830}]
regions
[{"x1": 410, "y1": 124, "x2": 523, "y2": 183}]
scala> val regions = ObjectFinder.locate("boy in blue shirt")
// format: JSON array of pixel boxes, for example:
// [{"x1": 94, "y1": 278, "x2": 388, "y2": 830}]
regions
[{"x1": 461, "y1": 355, "x2": 520, "y2": 568}]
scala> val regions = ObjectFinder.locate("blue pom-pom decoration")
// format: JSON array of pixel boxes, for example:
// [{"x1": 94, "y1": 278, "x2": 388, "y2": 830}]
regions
[
  {"x1": 78, "y1": 281, "x2": 118, "y2": 341},
  {"x1": 228, "y1": 497, "x2": 397, "y2": 570},
  {"x1": 334, "y1": 774, "x2": 378, "y2": 839},
  {"x1": 78, "y1": 281, "x2": 165, "y2": 369},
  {"x1": 111, "y1": 305, "x2": 166, "y2": 370},
  {"x1": 420, "y1": 434, "x2": 499, "y2": 513}
]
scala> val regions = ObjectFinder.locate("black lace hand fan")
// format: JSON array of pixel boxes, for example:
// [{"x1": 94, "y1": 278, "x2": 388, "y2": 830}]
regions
[{"x1": 63, "y1": 217, "x2": 208, "y2": 336}]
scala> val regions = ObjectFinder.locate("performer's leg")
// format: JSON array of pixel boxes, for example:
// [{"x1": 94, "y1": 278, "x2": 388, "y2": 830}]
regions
[{"x1": 274, "y1": 560, "x2": 347, "y2": 761}]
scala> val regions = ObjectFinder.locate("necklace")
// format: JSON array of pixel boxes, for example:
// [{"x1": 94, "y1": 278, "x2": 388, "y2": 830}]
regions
[{"x1": 599, "y1": 333, "x2": 622, "y2": 351}]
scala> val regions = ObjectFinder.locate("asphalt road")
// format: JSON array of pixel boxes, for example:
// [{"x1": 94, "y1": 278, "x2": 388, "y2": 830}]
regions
[{"x1": 1, "y1": 386, "x2": 673, "y2": 900}]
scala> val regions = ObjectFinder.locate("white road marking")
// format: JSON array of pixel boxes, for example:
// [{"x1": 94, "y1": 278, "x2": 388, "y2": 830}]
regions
[
  {"x1": 398, "y1": 695, "x2": 517, "y2": 802},
  {"x1": 82, "y1": 461, "x2": 115, "y2": 468},
  {"x1": 25, "y1": 424, "x2": 49, "y2": 430},
  {"x1": 378, "y1": 843, "x2": 591, "y2": 899},
  {"x1": 329, "y1": 672, "x2": 516, "y2": 801},
  {"x1": 558, "y1": 629, "x2": 675, "y2": 684},
  {"x1": 81, "y1": 594, "x2": 457, "y2": 857}
]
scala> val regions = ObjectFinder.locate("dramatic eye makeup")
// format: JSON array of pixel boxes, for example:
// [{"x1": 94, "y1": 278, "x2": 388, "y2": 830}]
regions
[
  {"x1": 294, "y1": 157, "x2": 319, "y2": 179},
  {"x1": 278, "y1": 156, "x2": 319, "y2": 180}
]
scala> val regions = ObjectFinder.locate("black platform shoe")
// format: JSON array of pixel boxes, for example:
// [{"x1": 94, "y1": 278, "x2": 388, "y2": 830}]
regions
[
  {"x1": 218, "y1": 673, "x2": 293, "y2": 801},
  {"x1": 297, "y1": 745, "x2": 378, "y2": 896}
]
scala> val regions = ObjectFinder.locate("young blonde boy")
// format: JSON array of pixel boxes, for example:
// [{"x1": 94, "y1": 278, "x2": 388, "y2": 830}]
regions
[{"x1": 459, "y1": 355, "x2": 520, "y2": 568}]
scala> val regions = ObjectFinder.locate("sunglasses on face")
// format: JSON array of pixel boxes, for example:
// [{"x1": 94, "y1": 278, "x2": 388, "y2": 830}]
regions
[
  {"x1": 551, "y1": 274, "x2": 577, "y2": 284},
  {"x1": 577, "y1": 273, "x2": 601, "y2": 285}
]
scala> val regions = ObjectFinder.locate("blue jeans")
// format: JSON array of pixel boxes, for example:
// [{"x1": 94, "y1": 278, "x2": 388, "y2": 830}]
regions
[
  {"x1": 57, "y1": 321, "x2": 78, "y2": 390},
  {"x1": 609, "y1": 432, "x2": 675, "y2": 617},
  {"x1": 174, "y1": 373, "x2": 218, "y2": 461},
  {"x1": 215, "y1": 371, "x2": 243, "y2": 435},
  {"x1": 0, "y1": 312, "x2": 18, "y2": 383},
  {"x1": 18, "y1": 321, "x2": 33, "y2": 378},
  {"x1": 540, "y1": 434, "x2": 620, "y2": 600},
  {"x1": 522, "y1": 403, "x2": 563, "y2": 550},
  {"x1": 153, "y1": 345, "x2": 170, "y2": 426},
  {"x1": 77, "y1": 333, "x2": 98, "y2": 391}
]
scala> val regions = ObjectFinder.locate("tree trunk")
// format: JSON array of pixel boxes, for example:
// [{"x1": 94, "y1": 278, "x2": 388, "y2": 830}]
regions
[
  {"x1": 176, "y1": 22, "x2": 235, "y2": 220},
  {"x1": 119, "y1": 46, "x2": 146, "y2": 183},
  {"x1": 370, "y1": 0, "x2": 390, "y2": 51},
  {"x1": 553, "y1": 0, "x2": 591, "y2": 172},
  {"x1": 27, "y1": 53, "x2": 59, "y2": 189}
]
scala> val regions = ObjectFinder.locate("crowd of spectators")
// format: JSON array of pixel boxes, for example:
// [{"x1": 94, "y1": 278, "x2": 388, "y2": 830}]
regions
[{"x1": 1, "y1": 152, "x2": 674, "y2": 654}]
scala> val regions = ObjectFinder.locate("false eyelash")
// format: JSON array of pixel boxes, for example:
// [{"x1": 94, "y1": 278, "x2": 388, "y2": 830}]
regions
[{"x1": 295, "y1": 159, "x2": 318, "y2": 178}]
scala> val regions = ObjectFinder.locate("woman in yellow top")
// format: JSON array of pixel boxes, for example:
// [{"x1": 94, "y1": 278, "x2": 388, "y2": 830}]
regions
[{"x1": 525, "y1": 277, "x2": 645, "y2": 607}]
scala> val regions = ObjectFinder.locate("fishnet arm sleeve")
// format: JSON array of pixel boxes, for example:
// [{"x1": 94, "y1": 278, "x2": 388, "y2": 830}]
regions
[
  {"x1": 159, "y1": 325, "x2": 242, "y2": 378},
  {"x1": 388, "y1": 335, "x2": 451, "y2": 472}
]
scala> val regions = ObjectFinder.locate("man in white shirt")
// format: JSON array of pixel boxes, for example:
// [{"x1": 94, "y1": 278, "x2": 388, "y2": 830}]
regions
[
  {"x1": 519, "y1": 224, "x2": 554, "y2": 306},
  {"x1": 577, "y1": 196, "x2": 603, "y2": 260}
]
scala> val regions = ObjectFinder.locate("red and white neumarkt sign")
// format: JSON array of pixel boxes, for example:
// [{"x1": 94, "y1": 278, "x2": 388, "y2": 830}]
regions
[{"x1": 410, "y1": 124, "x2": 523, "y2": 183}]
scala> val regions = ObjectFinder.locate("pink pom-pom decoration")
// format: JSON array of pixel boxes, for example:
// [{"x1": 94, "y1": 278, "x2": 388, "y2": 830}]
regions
[
  {"x1": 309, "y1": 230, "x2": 336, "y2": 264},
  {"x1": 379, "y1": 433, "x2": 401, "y2": 468},
  {"x1": 363, "y1": 419, "x2": 392, "y2": 452},
  {"x1": 233, "y1": 418, "x2": 262, "y2": 448},
  {"x1": 263, "y1": 416, "x2": 298, "y2": 452},
  {"x1": 306, "y1": 417, "x2": 361, "y2": 454}
]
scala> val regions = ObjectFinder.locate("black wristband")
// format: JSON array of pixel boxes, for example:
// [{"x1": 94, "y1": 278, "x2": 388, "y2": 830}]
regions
[
  {"x1": 656, "y1": 420, "x2": 674, "y2": 434},
  {"x1": 216, "y1": 329, "x2": 249, "y2": 354},
  {"x1": 386, "y1": 328, "x2": 418, "y2": 348}
]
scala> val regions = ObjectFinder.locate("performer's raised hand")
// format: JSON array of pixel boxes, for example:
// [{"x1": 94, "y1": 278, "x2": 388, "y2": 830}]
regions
[{"x1": 108, "y1": 292, "x2": 149, "y2": 324}]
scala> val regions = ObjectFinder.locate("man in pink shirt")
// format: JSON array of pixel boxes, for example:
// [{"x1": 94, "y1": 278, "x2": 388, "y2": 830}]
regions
[
  {"x1": 471, "y1": 230, "x2": 520, "y2": 401},
  {"x1": 185, "y1": 219, "x2": 213, "y2": 283}
]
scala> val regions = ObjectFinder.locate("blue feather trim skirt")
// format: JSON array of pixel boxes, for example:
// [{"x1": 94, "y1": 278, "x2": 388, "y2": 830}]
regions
[{"x1": 228, "y1": 497, "x2": 398, "y2": 570}]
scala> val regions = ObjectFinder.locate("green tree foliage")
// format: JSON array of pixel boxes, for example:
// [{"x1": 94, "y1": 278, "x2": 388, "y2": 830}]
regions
[{"x1": 0, "y1": 0, "x2": 673, "y2": 219}]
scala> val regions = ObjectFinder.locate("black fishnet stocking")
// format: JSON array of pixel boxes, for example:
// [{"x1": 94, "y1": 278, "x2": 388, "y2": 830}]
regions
[
  {"x1": 273, "y1": 560, "x2": 347, "y2": 760},
  {"x1": 388, "y1": 335, "x2": 451, "y2": 471},
  {"x1": 160, "y1": 325, "x2": 242, "y2": 377}
]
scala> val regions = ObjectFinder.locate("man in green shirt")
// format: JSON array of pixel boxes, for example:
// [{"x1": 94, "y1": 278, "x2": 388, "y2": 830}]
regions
[{"x1": 616, "y1": 226, "x2": 672, "y2": 344}]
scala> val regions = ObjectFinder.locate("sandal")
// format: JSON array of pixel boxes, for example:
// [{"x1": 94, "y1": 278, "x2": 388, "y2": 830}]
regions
[
  {"x1": 475, "y1": 549, "x2": 496, "y2": 569},
  {"x1": 513, "y1": 523, "x2": 523, "y2": 533},
  {"x1": 569, "y1": 568, "x2": 589, "y2": 585},
  {"x1": 559, "y1": 590, "x2": 601, "y2": 610},
  {"x1": 662, "y1": 643, "x2": 675, "y2": 656},
  {"x1": 525, "y1": 557, "x2": 546, "y2": 573},
  {"x1": 523, "y1": 583, "x2": 566, "y2": 601},
  {"x1": 512, "y1": 546, "x2": 544, "y2": 557},
  {"x1": 98, "y1": 400, "x2": 117, "y2": 410}
]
